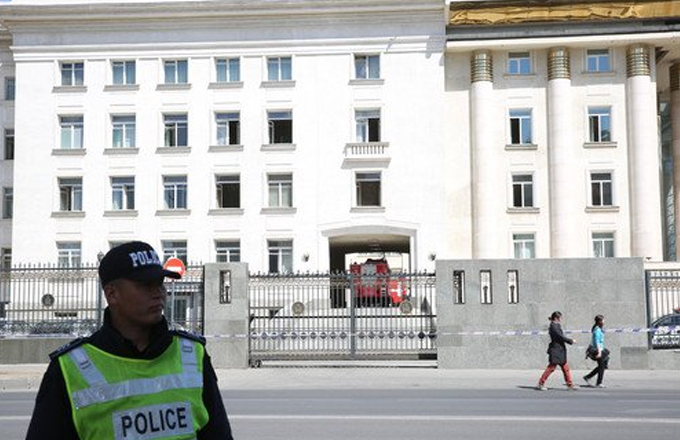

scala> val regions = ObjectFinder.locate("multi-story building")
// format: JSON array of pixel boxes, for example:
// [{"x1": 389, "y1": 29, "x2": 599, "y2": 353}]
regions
[
  {"x1": 0, "y1": 0, "x2": 449, "y2": 272},
  {"x1": 0, "y1": 0, "x2": 677, "y2": 271}
]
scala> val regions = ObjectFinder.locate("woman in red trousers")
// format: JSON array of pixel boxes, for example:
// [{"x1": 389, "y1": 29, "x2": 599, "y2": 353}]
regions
[{"x1": 536, "y1": 311, "x2": 577, "y2": 390}]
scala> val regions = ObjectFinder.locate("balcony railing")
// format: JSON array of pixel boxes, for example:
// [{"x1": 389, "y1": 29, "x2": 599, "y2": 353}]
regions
[{"x1": 344, "y1": 142, "x2": 390, "y2": 161}]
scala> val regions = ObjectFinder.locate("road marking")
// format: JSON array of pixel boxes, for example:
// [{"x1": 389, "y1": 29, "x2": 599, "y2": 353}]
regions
[
  {"x1": 226, "y1": 414, "x2": 680, "y2": 424},
  {"x1": 4, "y1": 414, "x2": 680, "y2": 424}
]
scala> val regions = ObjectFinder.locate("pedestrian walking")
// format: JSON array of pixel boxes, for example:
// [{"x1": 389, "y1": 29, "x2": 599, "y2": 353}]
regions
[
  {"x1": 584, "y1": 314, "x2": 609, "y2": 388},
  {"x1": 25, "y1": 241, "x2": 234, "y2": 440},
  {"x1": 536, "y1": 311, "x2": 577, "y2": 391}
]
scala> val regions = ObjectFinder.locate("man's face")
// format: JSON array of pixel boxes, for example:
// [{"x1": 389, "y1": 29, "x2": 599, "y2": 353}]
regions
[{"x1": 105, "y1": 278, "x2": 167, "y2": 328}]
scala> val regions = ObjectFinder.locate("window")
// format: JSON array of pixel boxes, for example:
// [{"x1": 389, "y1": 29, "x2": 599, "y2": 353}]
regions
[
  {"x1": 4, "y1": 129, "x2": 14, "y2": 160},
  {"x1": 60, "y1": 116, "x2": 84, "y2": 149},
  {"x1": 112, "y1": 115, "x2": 136, "y2": 148},
  {"x1": 216, "y1": 58, "x2": 240, "y2": 82},
  {"x1": 112, "y1": 61, "x2": 136, "y2": 85},
  {"x1": 513, "y1": 233, "x2": 535, "y2": 259},
  {"x1": 162, "y1": 240, "x2": 188, "y2": 265},
  {"x1": 355, "y1": 110, "x2": 381, "y2": 142},
  {"x1": 588, "y1": 106, "x2": 611, "y2": 142},
  {"x1": 591, "y1": 172, "x2": 613, "y2": 206},
  {"x1": 355, "y1": 55, "x2": 380, "y2": 79},
  {"x1": 268, "y1": 111, "x2": 292, "y2": 144},
  {"x1": 267, "y1": 56, "x2": 292, "y2": 81},
  {"x1": 356, "y1": 172, "x2": 381, "y2": 207},
  {"x1": 216, "y1": 175, "x2": 240, "y2": 208},
  {"x1": 592, "y1": 232, "x2": 614, "y2": 258},
  {"x1": 59, "y1": 178, "x2": 83, "y2": 211},
  {"x1": 164, "y1": 60, "x2": 188, "y2": 84},
  {"x1": 509, "y1": 109, "x2": 532, "y2": 145},
  {"x1": 164, "y1": 114, "x2": 188, "y2": 147},
  {"x1": 111, "y1": 177, "x2": 135, "y2": 210},
  {"x1": 163, "y1": 176, "x2": 188, "y2": 209},
  {"x1": 57, "y1": 242, "x2": 81, "y2": 267},
  {"x1": 507, "y1": 52, "x2": 531, "y2": 75},
  {"x1": 2, "y1": 187, "x2": 12, "y2": 219},
  {"x1": 61, "y1": 62, "x2": 84, "y2": 86},
  {"x1": 268, "y1": 239, "x2": 293, "y2": 273},
  {"x1": 215, "y1": 112, "x2": 240, "y2": 145},
  {"x1": 268, "y1": 174, "x2": 292, "y2": 208},
  {"x1": 586, "y1": 49, "x2": 611, "y2": 73},
  {"x1": 4, "y1": 77, "x2": 15, "y2": 101},
  {"x1": 512, "y1": 174, "x2": 534, "y2": 208},
  {"x1": 216, "y1": 240, "x2": 240, "y2": 263},
  {"x1": 0, "y1": 248, "x2": 11, "y2": 270}
]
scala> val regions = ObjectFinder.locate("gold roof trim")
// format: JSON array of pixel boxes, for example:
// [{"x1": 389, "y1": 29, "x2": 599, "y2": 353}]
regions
[{"x1": 450, "y1": 1, "x2": 680, "y2": 26}]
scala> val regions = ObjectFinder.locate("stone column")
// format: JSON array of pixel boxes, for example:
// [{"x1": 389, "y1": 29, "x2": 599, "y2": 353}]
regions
[
  {"x1": 547, "y1": 47, "x2": 578, "y2": 257},
  {"x1": 203, "y1": 262, "x2": 249, "y2": 368},
  {"x1": 671, "y1": 63, "x2": 680, "y2": 259},
  {"x1": 470, "y1": 50, "x2": 497, "y2": 258},
  {"x1": 626, "y1": 44, "x2": 663, "y2": 260}
]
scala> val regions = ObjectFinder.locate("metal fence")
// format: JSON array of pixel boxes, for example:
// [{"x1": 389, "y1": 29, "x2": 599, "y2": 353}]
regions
[
  {"x1": 645, "y1": 270, "x2": 680, "y2": 322},
  {"x1": 249, "y1": 271, "x2": 437, "y2": 361},
  {"x1": 0, "y1": 264, "x2": 204, "y2": 337}
]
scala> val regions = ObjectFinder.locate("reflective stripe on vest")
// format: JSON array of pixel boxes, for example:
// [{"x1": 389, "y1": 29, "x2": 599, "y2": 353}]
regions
[
  {"x1": 68, "y1": 341, "x2": 202, "y2": 409},
  {"x1": 59, "y1": 336, "x2": 208, "y2": 440}
]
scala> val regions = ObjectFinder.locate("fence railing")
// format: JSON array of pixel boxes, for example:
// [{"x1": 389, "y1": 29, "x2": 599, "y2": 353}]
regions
[{"x1": 0, "y1": 264, "x2": 204, "y2": 337}]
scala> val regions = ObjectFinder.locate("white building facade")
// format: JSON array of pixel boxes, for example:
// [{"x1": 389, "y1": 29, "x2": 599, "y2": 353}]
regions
[
  {"x1": 0, "y1": 0, "x2": 677, "y2": 270},
  {"x1": 0, "y1": 0, "x2": 449, "y2": 272}
]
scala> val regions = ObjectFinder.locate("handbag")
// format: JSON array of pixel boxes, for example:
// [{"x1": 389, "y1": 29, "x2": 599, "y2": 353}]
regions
[{"x1": 586, "y1": 345, "x2": 598, "y2": 360}]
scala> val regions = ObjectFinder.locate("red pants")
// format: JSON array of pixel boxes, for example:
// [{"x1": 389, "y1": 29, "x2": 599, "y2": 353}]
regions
[{"x1": 538, "y1": 363, "x2": 573, "y2": 386}]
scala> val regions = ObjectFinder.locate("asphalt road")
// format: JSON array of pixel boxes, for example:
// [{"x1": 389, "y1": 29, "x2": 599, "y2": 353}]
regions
[{"x1": 3, "y1": 386, "x2": 679, "y2": 440}]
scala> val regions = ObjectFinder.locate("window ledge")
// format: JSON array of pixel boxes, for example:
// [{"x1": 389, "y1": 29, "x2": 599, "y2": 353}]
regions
[
  {"x1": 583, "y1": 141, "x2": 617, "y2": 149},
  {"x1": 507, "y1": 207, "x2": 540, "y2": 214},
  {"x1": 52, "y1": 149, "x2": 86, "y2": 156},
  {"x1": 503, "y1": 73, "x2": 537, "y2": 79},
  {"x1": 348, "y1": 78, "x2": 384, "y2": 86},
  {"x1": 156, "y1": 147, "x2": 191, "y2": 154},
  {"x1": 104, "y1": 84, "x2": 140, "y2": 92},
  {"x1": 104, "y1": 210, "x2": 138, "y2": 218},
  {"x1": 156, "y1": 83, "x2": 191, "y2": 91},
  {"x1": 261, "y1": 207, "x2": 296, "y2": 215},
  {"x1": 209, "y1": 144, "x2": 244, "y2": 153},
  {"x1": 351, "y1": 206, "x2": 386, "y2": 214},
  {"x1": 581, "y1": 70, "x2": 616, "y2": 77},
  {"x1": 155, "y1": 209, "x2": 191, "y2": 217},
  {"x1": 586, "y1": 206, "x2": 620, "y2": 213},
  {"x1": 104, "y1": 147, "x2": 139, "y2": 155},
  {"x1": 52, "y1": 85, "x2": 87, "y2": 93},
  {"x1": 505, "y1": 143, "x2": 538, "y2": 151},
  {"x1": 208, "y1": 81, "x2": 244, "y2": 89},
  {"x1": 208, "y1": 208, "x2": 244, "y2": 216},
  {"x1": 260, "y1": 80, "x2": 296, "y2": 88},
  {"x1": 261, "y1": 143, "x2": 296, "y2": 152},
  {"x1": 51, "y1": 211, "x2": 85, "y2": 218}
]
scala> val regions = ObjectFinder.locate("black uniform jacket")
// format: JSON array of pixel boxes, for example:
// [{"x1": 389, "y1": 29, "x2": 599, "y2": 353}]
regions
[
  {"x1": 547, "y1": 320, "x2": 574, "y2": 365},
  {"x1": 25, "y1": 309, "x2": 233, "y2": 440}
]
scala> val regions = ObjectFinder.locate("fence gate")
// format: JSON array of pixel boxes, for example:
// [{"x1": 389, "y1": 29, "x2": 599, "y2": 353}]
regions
[
  {"x1": 645, "y1": 269, "x2": 680, "y2": 322},
  {"x1": 248, "y1": 271, "x2": 436, "y2": 362}
]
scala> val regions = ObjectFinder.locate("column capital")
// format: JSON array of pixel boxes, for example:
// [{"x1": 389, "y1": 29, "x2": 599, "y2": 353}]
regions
[
  {"x1": 626, "y1": 44, "x2": 651, "y2": 78},
  {"x1": 471, "y1": 50, "x2": 493, "y2": 83},
  {"x1": 548, "y1": 47, "x2": 570, "y2": 80}
]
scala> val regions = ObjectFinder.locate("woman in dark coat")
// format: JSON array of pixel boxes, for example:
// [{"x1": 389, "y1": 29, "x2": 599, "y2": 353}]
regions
[{"x1": 536, "y1": 311, "x2": 577, "y2": 390}]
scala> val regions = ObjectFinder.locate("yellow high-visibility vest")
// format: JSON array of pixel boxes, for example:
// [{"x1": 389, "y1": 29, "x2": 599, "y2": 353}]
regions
[{"x1": 58, "y1": 336, "x2": 209, "y2": 440}]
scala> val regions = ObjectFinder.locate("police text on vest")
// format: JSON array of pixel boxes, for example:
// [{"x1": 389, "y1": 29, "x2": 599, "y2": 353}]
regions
[{"x1": 113, "y1": 402, "x2": 193, "y2": 440}]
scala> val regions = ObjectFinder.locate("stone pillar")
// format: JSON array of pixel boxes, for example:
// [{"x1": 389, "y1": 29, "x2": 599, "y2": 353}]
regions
[
  {"x1": 626, "y1": 44, "x2": 663, "y2": 260},
  {"x1": 547, "y1": 47, "x2": 578, "y2": 257},
  {"x1": 671, "y1": 63, "x2": 680, "y2": 260},
  {"x1": 203, "y1": 263, "x2": 249, "y2": 369},
  {"x1": 470, "y1": 50, "x2": 497, "y2": 258}
]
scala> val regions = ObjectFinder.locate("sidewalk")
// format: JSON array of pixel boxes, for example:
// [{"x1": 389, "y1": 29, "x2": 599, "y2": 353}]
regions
[{"x1": 2, "y1": 362, "x2": 679, "y2": 392}]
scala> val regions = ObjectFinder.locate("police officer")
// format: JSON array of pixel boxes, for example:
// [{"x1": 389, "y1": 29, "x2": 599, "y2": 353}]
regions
[{"x1": 26, "y1": 241, "x2": 234, "y2": 440}]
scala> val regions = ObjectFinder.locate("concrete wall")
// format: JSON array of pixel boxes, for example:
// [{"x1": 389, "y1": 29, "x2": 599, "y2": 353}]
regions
[
  {"x1": 0, "y1": 338, "x2": 68, "y2": 364},
  {"x1": 436, "y1": 258, "x2": 653, "y2": 369}
]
